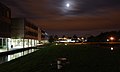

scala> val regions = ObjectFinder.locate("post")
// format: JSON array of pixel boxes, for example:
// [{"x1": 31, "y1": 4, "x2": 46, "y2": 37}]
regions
[{"x1": 23, "y1": 38, "x2": 24, "y2": 48}]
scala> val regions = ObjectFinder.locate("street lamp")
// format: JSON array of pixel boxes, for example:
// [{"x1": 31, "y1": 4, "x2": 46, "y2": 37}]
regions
[{"x1": 109, "y1": 37, "x2": 114, "y2": 41}]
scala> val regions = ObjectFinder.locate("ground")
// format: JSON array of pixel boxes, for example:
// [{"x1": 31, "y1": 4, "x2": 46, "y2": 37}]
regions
[{"x1": 0, "y1": 44, "x2": 120, "y2": 72}]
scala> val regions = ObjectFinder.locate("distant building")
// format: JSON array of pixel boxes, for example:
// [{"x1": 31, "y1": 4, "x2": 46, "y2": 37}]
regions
[
  {"x1": 40, "y1": 30, "x2": 49, "y2": 43},
  {"x1": 0, "y1": 2, "x2": 11, "y2": 52}
]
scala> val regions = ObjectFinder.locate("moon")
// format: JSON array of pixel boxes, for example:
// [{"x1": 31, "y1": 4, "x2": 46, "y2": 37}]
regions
[{"x1": 66, "y1": 3, "x2": 70, "y2": 7}]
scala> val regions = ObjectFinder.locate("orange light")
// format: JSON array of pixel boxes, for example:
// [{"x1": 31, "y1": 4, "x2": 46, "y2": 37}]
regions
[{"x1": 110, "y1": 37, "x2": 114, "y2": 41}]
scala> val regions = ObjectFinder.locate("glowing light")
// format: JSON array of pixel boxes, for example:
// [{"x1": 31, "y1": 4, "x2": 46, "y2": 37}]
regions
[
  {"x1": 111, "y1": 47, "x2": 113, "y2": 50},
  {"x1": 110, "y1": 37, "x2": 114, "y2": 41},
  {"x1": 65, "y1": 43, "x2": 67, "y2": 45},
  {"x1": 66, "y1": 3, "x2": 70, "y2": 7},
  {"x1": 81, "y1": 37, "x2": 84, "y2": 40},
  {"x1": 56, "y1": 43, "x2": 58, "y2": 45},
  {"x1": 77, "y1": 38, "x2": 80, "y2": 40},
  {"x1": 85, "y1": 40, "x2": 87, "y2": 42},
  {"x1": 107, "y1": 39, "x2": 109, "y2": 42}
]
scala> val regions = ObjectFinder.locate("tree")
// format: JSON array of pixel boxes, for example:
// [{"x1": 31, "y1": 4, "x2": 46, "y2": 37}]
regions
[
  {"x1": 62, "y1": 35, "x2": 66, "y2": 38},
  {"x1": 87, "y1": 31, "x2": 120, "y2": 42},
  {"x1": 54, "y1": 35, "x2": 58, "y2": 41},
  {"x1": 72, "y1": 34, "x2": 78, "y2": 42},
  {"x1": 48, "y1": 35, "x2": 54, "y2": 43}
]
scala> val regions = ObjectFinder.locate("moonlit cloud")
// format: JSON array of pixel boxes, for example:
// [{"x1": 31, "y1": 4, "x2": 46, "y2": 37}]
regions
[{"x1": 0, "y1": 0, "x2": 120, "y2": 36}]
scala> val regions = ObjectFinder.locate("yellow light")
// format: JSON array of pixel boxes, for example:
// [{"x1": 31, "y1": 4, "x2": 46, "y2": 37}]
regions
[
  {"x1": 81, "y1": 37, "x2": 84, "y2": 40},
  {"x1": 64, "y1": 37, "x2": 67, "y2": 40},
  {"x1": 65, "y1": 43, "x2": 67, "y2": 45},
  {"x1": 58, "y1": 38, "x2": 62, "y2": 39},
  {"x1": 56, "y1": 43, "x2": 58, "y2": 45}
]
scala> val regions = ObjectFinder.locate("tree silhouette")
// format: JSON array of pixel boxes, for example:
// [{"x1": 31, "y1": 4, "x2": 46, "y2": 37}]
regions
[
  {"x1": 54, "y1": 35, "x2": 58, "y2": 41},
  {"x1": 62, "y1": 35, "x2": 66, "y2": 38},
  {"x1": 72, "y1": 34, "x2": 78, "y2": 42},
  {"x1": 48, "y1": 35, "x2": 54, "y2": 43},
  {"x1": 87, "y1": 31, "x2": 120, "y2": 42}
]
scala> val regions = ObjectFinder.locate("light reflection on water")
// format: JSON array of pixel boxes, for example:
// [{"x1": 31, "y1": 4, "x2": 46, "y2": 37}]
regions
[
  {"x1": 110, "y1": 47, "x2": 114, "y2": 50},
  {"x1": 0, "y1": 49, "x2": 39, "y2": 64},
  {"x1": 100, "y1": 44, "x2": 120, "y2": 49},
  {"x1": 99, "y1": 45, "x2": 120, "y2": 55},
  {"x1": 109, "y1": 46, "x2": 120, "y2": 51}
]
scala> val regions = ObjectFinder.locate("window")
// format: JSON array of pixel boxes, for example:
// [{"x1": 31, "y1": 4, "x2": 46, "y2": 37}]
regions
[{"x1": 6, "y1": 11, "x2": 10, "y2": 18}]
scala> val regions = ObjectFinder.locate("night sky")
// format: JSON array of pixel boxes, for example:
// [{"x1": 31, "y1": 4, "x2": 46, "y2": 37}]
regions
[{"x1": 0, "y1": 0, "x2": 120, "y2": 36}]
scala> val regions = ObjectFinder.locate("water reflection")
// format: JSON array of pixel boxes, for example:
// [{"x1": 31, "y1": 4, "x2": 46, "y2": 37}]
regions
[
  {"x1": 110, "y1": 47, "x2": 114, "y2": 51},
  {"x1": 0, "y1": 48, "x2": 38, "y2": 64},
  {"x1": 50, "y1": 57, "x2": 70, "y2": 70},
  {"x1": 100, "y1": 45, "x2": 120, "y2": 54},
  {"x1": 110, "y1": 46, "x2": 120, "y2": 51},
  {"x1": 0, "y1": 56, "x2": 8, "y2": 64}
]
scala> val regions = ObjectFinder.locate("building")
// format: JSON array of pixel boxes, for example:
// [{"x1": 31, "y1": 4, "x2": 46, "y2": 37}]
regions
[
  {"x1": 9, "y1": 18, "x2": 41, "y2": 50},
  {"x1": 41, "y1": 30, "x2": 49, "y2": 43},
  {"x1": 0, "y1": 2, "x2": 11, "y2": 52},
  {"x1": 0, "y1": 2, "x2": 47, "y2": 52}
]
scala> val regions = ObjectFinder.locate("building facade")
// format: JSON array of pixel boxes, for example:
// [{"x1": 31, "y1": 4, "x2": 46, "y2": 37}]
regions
[
  {"x1": 10, "y1": 18, "x2": 41, "y2": 50},
  {"x1": 41, "y1": 30, "x2": 49, "y2": 43},
  {"x1": 0, "y1": 2, "x2": 47, "y2": 52},
  {"x1": 0, "y1": 2, "x2": 11, "y2": 52}
]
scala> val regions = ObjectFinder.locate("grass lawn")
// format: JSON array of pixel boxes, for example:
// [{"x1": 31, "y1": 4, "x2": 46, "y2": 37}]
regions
[{"x1": 0, "y1": 44, "x2": 120, "y2": 72}]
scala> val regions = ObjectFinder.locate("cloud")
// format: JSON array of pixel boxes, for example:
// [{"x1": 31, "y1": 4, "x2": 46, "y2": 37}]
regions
[
  {"x1": 29, "y1": 7, "x2": 120, "y2": 31},
  {"x1": 1, "y1": 0, "x2": 120, "y2": 17},
  {"x1": 0, "y1": 0, "x2": 120, "y2": 35}
]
